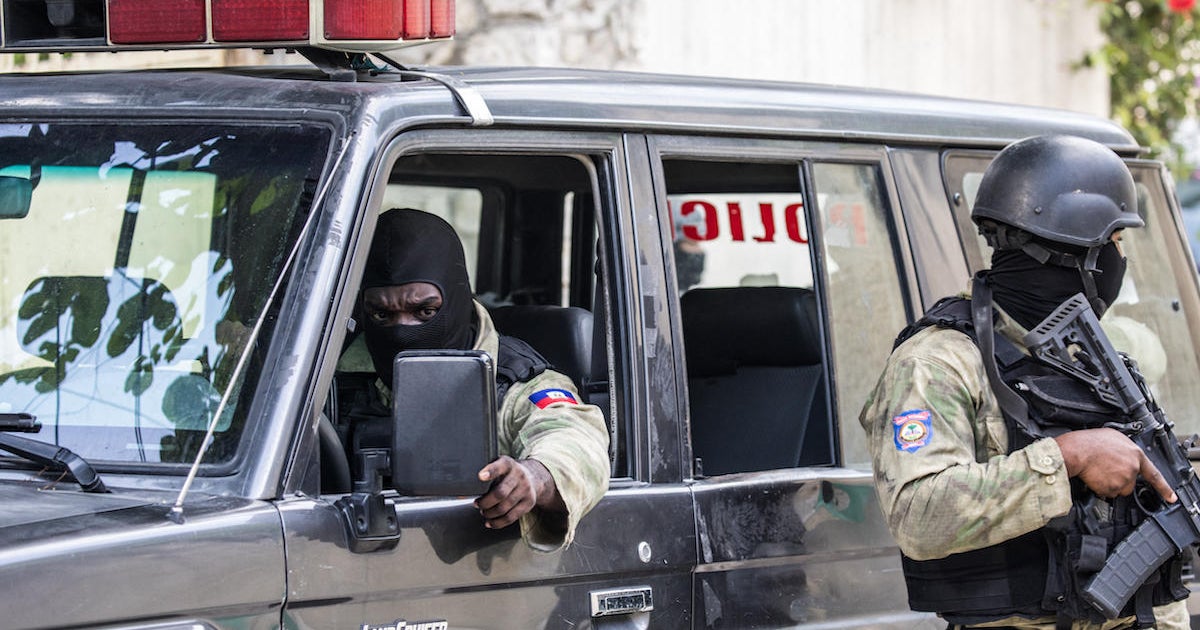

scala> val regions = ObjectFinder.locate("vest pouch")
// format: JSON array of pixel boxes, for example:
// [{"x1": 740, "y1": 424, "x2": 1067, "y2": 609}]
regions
[
  {"x1": 902, "y1": 530, "x2": 1048, "y2": 621},
  {"x1": 1014, "y1": 373, "x2": 1119, "y2": 430},
  {"x1": 1041, "y1": 507, "x2": 1111, "y2": 623}
]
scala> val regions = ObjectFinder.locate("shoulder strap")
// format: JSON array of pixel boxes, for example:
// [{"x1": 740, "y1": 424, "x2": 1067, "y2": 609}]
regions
[
  {"x1": 971, "y1": 272, "x2": 1043, "y2": 442},
  {"x1": 892, "y1": 274, "x2": 1047, "y2": 445},
  {"x1": 892, "y1": 295, "x2": 975, "y2": 350},
  {"x1": 495, "y1": 335, "x2": 551, "y2": 402}
]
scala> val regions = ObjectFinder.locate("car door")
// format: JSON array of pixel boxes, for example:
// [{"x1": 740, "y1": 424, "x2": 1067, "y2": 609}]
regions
[
  {"x1": 279, "y1": 129, "x2": 696, "y2": 629},
  {"x1": 642, "y1": 134, "x2": 942, "y2": 628}
]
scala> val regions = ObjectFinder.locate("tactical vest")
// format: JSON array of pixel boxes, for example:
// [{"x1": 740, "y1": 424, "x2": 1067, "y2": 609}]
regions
[
  {"x1": 340, "y1": 334, "x2": 552, "y2": 454},
  {"x1": 495, "y1": 335, "x2": 551, "y2": 403},
  {"x1": 893, "y1": 286, "x2": 1186, "y2": 628}
]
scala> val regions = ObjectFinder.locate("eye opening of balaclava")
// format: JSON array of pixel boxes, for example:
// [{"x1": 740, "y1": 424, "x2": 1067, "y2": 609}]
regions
[
  {"x1": 986, "y1": 230, "x2": 1127, "y2": 330},
  {"x1": 360, "y1": 208, "x2": 476, "y2": 385}
]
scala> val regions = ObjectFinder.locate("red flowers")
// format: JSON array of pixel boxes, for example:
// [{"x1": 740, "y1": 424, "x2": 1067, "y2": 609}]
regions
[{"x1": 1169, "y1": 0, "x2": 1196, "y2": 14}]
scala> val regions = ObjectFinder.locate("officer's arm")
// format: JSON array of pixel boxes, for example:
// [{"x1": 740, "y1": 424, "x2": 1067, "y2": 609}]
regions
[
  {"x1": 475, "y1": 455, "x2": 567, "y2": 530},
  {"x1": 861, "y1": 331, "x2": 1072, "y2": 560},
  {"x1": 489, "y1": 371, "x2": 610, "y2": 550}
]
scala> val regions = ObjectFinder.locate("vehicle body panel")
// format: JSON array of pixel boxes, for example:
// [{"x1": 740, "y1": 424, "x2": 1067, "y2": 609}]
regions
[
  {"x1": 0, "y1": 63, "x2": 1194, "y2": 629},
  {"x1": 0, "y1": 484, "x2": 284, "y2": 629}
]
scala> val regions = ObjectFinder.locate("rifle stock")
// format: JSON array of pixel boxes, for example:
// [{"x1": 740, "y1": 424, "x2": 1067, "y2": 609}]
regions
[{"x1": 1023, "y1": 293, "x2": 1200, "y2": 618}]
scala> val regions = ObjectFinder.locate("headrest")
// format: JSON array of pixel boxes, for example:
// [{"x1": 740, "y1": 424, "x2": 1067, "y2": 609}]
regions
[
  {"x1": 681, "y1": 286, "x2": 821, "y2": 377},
  {"x1": 489, "y1": 305, "x2": 593, "y2": 388}
]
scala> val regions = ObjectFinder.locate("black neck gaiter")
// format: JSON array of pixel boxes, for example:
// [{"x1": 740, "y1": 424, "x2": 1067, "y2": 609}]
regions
[
  {"x1": 360, "y1": 208, "x2": 476, "y2": 384},
  {"x1": 987, "y1": 241, "x2": 1126, "y2": 330}
]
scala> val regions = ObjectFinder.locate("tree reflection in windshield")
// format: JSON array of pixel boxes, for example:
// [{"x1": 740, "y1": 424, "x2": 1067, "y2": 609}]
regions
[{"x1": 0, "y1": 123, "x2": 328, "y2": 466}]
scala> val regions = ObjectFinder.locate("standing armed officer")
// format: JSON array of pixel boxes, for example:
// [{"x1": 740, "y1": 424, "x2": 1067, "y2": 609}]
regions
[{"x1": 859, "y1": 135, "x2": 1190, "y2": 629}]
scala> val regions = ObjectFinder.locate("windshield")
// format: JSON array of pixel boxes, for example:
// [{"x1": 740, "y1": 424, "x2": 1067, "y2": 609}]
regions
[{"x1": 0, "y1": 122, "x2": 329, "y2": 467}]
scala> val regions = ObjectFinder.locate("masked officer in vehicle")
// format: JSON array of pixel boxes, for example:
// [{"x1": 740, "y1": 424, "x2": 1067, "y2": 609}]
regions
[
  {"x1": 859, "y1": 135, "x2": 1190, "y2": 629},
  {"x1": 354, "y1": 207, "x2": 610, "y2": 551}
]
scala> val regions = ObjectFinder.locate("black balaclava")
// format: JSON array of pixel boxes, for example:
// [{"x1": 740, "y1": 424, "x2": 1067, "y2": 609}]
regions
[
  {"x1": 361, "y1": 208, "x2": 475, "y2": 384},
  {"x1": 988, "y1": 239, "x2": 1126, "y2": 330}
]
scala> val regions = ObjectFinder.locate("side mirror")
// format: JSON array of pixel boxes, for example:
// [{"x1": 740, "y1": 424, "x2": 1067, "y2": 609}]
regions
[
  {"x1": 391, "y1": 349, "x2": 498, "y2": 496},
  {"x1": 0, "y1": 176, "x2": 33, "y2": 219}
]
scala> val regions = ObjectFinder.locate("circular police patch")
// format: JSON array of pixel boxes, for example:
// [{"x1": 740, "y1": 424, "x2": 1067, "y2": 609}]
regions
[{"x1": 892, "y1": 409, "x2": 933, "y2": 453}]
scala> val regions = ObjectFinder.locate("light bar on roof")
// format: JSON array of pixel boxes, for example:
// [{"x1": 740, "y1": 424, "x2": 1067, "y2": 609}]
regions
[
  {"x1": 108, "y1": 0, "x2": 205, "y2": 44},
  {"x1": 0, "y1": 0, "x2": 454, "y2": 53},
  {"x1": 212, "y1": 0, "x2": 310, "y2": 43},
  {"x1": 324, "y1": 0, "x2": 402, "y2": 41}
]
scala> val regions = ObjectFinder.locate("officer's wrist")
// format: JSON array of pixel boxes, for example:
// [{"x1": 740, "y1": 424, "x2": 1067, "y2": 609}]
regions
[{"x1": 522, "y1": 458, "x2": 566, "y2": 512}]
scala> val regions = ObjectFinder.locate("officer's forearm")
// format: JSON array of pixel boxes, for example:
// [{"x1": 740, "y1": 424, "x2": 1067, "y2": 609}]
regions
[{"x1": 523, "y1": 458, "x2": 567, "y2": 512}]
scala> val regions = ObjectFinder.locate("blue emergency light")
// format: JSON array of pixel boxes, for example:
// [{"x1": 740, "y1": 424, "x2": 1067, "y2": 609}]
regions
[{"x1": 0, "y1": 0, "x2": 454, "y2": 52}]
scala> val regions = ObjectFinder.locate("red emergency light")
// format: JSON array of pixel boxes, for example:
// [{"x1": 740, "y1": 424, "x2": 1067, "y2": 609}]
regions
[
  {"x1": 324, "y1": 0, "x2": 402, "y2": 40},
  {"x1": 430, "y1": 0, "x2": 454, "y2": 38},
  {"x1": 212, "y1": 0, "x2": 310, "y2": 42},
  {"x1": 0, "y1": 0, "x2": 455, "y2": 52},
  {"x1": 108, "y1": 0, "x2": 206, "y2": 44},
  {"x1": 402, "y1": 0, "x2": 429, "y2": 40}
]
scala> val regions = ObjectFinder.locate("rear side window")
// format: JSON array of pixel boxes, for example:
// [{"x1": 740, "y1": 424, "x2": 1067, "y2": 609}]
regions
[
  {"x1": 662, "y1": 157, "x2": 906, "y2": 474},
  {"x1": 662, "y1": 159, "x2": 828, "y2": 476}
]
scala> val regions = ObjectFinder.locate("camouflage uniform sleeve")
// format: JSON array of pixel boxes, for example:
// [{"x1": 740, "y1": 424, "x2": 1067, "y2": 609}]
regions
[
  {"x1": 858, "y1": 326, "x2": 1072, "y2": 561},
  {"x1": 499, "y1": 370, "x2": 611, "y2": 552}
]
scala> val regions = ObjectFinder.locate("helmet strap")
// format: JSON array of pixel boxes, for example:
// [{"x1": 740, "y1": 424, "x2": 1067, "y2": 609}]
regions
[
  {"x1": 1019, "y1": 241, "x2": 1104, "y2": 311},
  {"x1": 1076, "y1": 246, "x2": 1104, "y2": 313},
  {"x1": 986, "y1": 223, "x2": 1109, "y2": 312},
  {"x1": 984, "y1": 224, "x2": 1082, "y2": 267}
]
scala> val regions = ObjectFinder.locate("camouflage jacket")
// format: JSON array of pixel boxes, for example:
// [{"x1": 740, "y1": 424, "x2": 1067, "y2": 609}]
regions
[
  {"x1": 472, "y1": 302, "x2": 611, "y2": 551},
  {"x1": 858, "y1": 296, "x2": 1190, "y2": 629},
  {"x1": 857, "y1": 298, "x2": 1072, "y2": 561}
]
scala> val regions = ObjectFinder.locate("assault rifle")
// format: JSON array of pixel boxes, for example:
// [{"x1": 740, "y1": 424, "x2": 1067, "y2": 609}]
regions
[{"x1": 1023, "y1": 293, "x2": 1200, "y2": 618}]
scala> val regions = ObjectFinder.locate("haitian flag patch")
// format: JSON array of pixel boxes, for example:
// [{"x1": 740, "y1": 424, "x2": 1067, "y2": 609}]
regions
[
  {"x1": 892, "y1": 409, "x2": 933, "y2": 453},
  {"x1": 529, "y1": 388, "x2": 578, "y2": 409}
]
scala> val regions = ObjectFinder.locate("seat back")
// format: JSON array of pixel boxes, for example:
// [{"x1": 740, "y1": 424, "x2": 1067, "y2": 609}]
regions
[
  {"x1": 681, "y1": 286, "x2": 826, "y2": 476},
  {"x1": 489, "y1": 304, "x2": 593, "y2": 392}
]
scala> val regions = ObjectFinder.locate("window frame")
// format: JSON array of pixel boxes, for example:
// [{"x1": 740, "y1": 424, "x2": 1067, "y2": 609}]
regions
[
  {"x1": 646, "y1": 134, "x2": 913, "y2": 472},
  {"x1": 321, "y1": 128, "x2": 648, "y2": 488}
]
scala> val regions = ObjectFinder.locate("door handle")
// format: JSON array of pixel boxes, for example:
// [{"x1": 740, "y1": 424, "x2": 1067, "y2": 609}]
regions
[{"x1": 590, "y1": 586, "x2": 654, "y2": 617}]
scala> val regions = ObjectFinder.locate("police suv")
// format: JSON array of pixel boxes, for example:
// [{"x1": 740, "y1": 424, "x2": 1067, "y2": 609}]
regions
[{"x1": 2, "y1": 1, "x2": 1199, "y2": 628}]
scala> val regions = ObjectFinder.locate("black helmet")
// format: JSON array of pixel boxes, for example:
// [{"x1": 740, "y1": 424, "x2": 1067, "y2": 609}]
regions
[
  {"x1": 972, "y1": 134, "x2": 1142, "y2": 249},
  {"x1": 972, "y1": 134, "x2": 1142, "y2": 317}
]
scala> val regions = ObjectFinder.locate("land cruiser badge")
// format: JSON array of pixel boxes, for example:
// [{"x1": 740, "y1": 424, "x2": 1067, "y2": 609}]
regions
[{"x1": 361, "y1": 620, "x2": 448, "y2": 630}]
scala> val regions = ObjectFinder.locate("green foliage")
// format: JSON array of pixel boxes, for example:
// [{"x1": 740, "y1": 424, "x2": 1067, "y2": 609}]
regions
[{"x1": 1082, "y1": 0, "x2": 1200, "y2": 172}]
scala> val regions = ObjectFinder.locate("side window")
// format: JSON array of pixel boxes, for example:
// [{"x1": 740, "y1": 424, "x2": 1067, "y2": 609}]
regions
[
  {"x1": 662, "y1": 159, "x2": 833, "y2": 476},
  {"x1": 809, "y1": 162, "x2": 909, "y2": 468},
  {"x1": 944, "y1": 153, "x2": 1200, "y2": 436},
  {"x1": 1121, "y1": 166, "x2": 1200, "y2": 430},
  {"x1": 323, "y1": 151, "x2": 625, "y2": 495}
]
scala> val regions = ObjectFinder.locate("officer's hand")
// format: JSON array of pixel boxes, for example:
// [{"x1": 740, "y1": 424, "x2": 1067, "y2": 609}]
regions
[
  {"x1": 1054, "y1": 428, "x2": 1177, "y2": 503},
  {"x1": 474, "y1": 456, "x2": 564, "y2": 529}
]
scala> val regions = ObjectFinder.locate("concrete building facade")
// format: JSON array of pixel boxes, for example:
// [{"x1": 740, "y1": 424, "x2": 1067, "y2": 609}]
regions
[{"x1": 1, "y1": 0, "x2": 1109, "y2": 117}]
